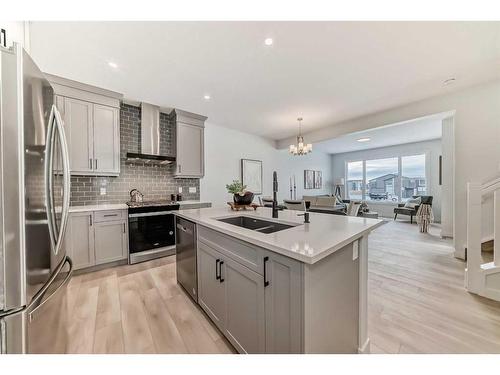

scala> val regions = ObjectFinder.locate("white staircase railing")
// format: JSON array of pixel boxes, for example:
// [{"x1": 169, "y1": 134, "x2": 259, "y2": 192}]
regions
[{"x1": 465, "y1": 177, "x2": 500, "y2": 301}]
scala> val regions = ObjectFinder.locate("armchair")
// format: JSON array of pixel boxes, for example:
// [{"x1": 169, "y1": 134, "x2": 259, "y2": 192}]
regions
[{"x1": 393, "y1": 195, "x2": 433, "y2": 224}]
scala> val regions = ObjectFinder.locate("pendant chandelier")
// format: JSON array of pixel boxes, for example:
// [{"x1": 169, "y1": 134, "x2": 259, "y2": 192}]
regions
[{"x1": 289, "y1": 117, "x2": 312, "y2": 155}]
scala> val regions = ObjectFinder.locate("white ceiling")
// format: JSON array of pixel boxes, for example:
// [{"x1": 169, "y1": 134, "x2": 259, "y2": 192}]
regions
[
  {"x1": 314, "y1": 115, "x2": 442, "y2": 154},
  {"x1": 30, "y1": 22, "x2": 500, "y2": 141}
]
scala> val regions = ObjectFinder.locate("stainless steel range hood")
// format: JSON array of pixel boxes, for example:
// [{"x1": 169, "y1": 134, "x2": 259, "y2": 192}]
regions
[{"x1": 126, "y1": 102, "x2": 175, "y2": 164}]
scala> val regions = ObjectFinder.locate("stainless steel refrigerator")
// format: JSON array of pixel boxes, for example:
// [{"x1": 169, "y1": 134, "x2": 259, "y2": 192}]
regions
[{"x1": 0, "y1": 43, "x2": 72, "y2": 354}]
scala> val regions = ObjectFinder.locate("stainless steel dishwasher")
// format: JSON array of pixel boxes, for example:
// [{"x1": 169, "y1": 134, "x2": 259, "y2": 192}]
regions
[{"x1": 175, "y1": 216, "x2": 198, "y2": 302}]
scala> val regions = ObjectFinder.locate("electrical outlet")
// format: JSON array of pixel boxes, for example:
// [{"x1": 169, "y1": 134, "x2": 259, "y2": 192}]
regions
[
  {"x1": 352, "y1": 241, "x2": 359, "y2": 260},
  {"x1": 189, "y1": 187, "x2": 197, "y2": 193},
  {"x1": 100, "y1": 187, "x2": 106, "y2": 196},
  {"x1": 178, "y1": 187, "x2": 183, "y2": 194}
]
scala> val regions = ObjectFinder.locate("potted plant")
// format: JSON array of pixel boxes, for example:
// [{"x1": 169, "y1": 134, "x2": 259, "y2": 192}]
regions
[{"x1": 226, "y1": 180, "x2": 254, "y2": 205}]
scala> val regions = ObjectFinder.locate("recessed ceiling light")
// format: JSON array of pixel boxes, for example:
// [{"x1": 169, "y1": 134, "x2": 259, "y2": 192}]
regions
[
  {"x1": 443, "y1": 78, "x2": 456, "y2": 86},
  {"x1": 264, "y1": 38, "x2": 273, "y2": 46},
  {"x1": 357, "y1": 137, "x2": 371, "y2": 143},
  {"x1": 203, "y1": 94, "x2": 211, "y2": 100},
  {"x1": 108, "y1": 61, "x2": 118, "y2": 69}
]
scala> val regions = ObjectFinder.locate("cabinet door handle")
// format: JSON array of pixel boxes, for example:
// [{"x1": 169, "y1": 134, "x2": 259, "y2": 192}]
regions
[
  {"x1": 122, "y1": 223, "x2": 126, "y2": 233},
  {"x1": 219, "y1": 261, "x2": 224, "y2": 283},
  {"x1": 95, "y1": 159, "x2": 98, "y2": 170},
  {"x1": 215, "y1": 259, "x2": 220, "y2": 280},
  {"x1": 89, "y1": 215, "x2": 93, "y2": 226},
  {"x1": 178, "y1": 164, "x2": 181, "y2": 173},
  {"x1": 104, "y1": 214, "x2": 118, "y2": 217},
  {"x1": 89, "y1": 158, "x2": 92, "y2": 169},
  {"x1": 263, "y1": 256, "x2": 269, "y2": 287}
]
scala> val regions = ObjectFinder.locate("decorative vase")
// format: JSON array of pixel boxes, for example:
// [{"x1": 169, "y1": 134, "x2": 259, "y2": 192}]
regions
[{"x1": 233, "y1": 191, "x2": 254, "y2": 205}]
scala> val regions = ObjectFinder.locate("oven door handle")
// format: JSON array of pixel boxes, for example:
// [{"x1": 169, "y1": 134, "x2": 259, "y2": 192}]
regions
[{"x1": 129, "y1": 211, "x2": 177, "y2": 218}]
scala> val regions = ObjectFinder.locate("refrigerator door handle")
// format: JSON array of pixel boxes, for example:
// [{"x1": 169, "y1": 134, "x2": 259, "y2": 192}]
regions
[
  {"x1": 53, "y1": 105, "x2": 71, "y2": 256},
  {"x1": 27, "y1": 257, "x2": 73, "y2": 323},
  {"x1": 44, "y1": 106, "x2": 57, "y2": 251},
  {"x1": 45, "y1": 105, "x2": 71, "y2": 256}
]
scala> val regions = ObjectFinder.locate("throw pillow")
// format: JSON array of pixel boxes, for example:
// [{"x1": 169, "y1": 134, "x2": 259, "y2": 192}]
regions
[{"x1": 404, "y1": 197, "x2": 421, "y2": 209}]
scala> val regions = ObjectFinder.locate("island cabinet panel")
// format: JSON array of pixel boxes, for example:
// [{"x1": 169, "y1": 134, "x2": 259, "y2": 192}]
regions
[
  {"x1": 198, "y1": 226, "x2": 266, "y2": 275},
  {"x1": 303, "y1": 241, "x2": 359, "y2": 353},
  {"x1": 197, "y1": 242, "x2": 226, "y2": 330},
  {"x1": 196, "y1": 225, "x2": 303, "y2": 354},
  {"x1": 264, "y1": 253, "x2": 303, "y2": 353},
  {"x1": 223, "y1": 257, "x2": 265, "y2": 354}
]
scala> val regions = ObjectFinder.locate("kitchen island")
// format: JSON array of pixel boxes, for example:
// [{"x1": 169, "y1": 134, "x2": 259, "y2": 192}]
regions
[{"x1": 175, "y1": 206, "x2": 383, "y2": 354}]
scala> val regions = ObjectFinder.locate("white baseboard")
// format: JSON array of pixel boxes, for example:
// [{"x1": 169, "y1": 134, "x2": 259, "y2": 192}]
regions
[{"x1": 358, "y1": 338, "x2": 370, "y2": 354}]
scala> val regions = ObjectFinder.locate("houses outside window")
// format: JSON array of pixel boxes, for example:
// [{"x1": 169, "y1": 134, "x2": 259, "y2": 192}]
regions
[{"x1": 346, "y1": 153, "x2": 427, "y2": 202}]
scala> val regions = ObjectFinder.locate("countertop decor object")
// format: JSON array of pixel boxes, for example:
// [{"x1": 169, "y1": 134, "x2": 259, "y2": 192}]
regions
[
  {"x1": 227, "y1": 202, "x2": 260, "y2": 211},
  {"x1": 226, "y1": 179, "x2": 254, "y2": 205}
]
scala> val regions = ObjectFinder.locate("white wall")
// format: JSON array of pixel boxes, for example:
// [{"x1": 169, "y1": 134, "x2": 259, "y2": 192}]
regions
[
  {"x1": 331, "y1": 139, "x2": 442, "y2": 221},
  {"x1": 279, "y1": 80, "x2": 500, "y2": 258},
  {"x1": 200, "y1": 122, "x2": 332, "y2": 207},
  {"x1": 0, "y1": 22, "x2": 30, "y2": 50}
]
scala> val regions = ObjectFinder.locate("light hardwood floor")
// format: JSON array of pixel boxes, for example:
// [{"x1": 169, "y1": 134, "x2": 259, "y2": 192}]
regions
[
  {"x1": 66, "y1": 220, "x2": 500, "y2": 354},
  {"x1": 66, "y1": 256, "x2": 235, "y2": 354},
  {"x1": 369, "y1": 220, "x2": 500, "y2": 353}
]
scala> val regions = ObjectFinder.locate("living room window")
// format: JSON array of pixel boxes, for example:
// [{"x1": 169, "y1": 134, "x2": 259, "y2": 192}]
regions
[
  {"x1": 401, "y1": 154, "x2": 427, "y2": 201},
  {"x1": 346, "y1": 161, "x2": 363, "y2": 200},
  {"x1": 346, "y1": 153, "x2": 427, "y2": 202},
  {"x1": 366, "y1": 157, "x2": 399, "y2": 202}
]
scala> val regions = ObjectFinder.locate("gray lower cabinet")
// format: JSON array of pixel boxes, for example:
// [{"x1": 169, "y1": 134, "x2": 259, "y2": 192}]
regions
[
  {"x1": 197, "y1": 243, "x2": 226, "y2": 330},
  {"x1": 94, "y1": 221, "x2": 127, "y2": 265},
  {"x1": 223, "y1": 256, "x2": 265, "y2": 353},
  {"x1": 197, "y1": 226, "x2": 302, "y2": 354},
  {"x1": 64, "y1": 210, "x2": 128, "y2": 270},
  {"x1": 65, "y1": 211, "x2": 95, "y2": 269}
]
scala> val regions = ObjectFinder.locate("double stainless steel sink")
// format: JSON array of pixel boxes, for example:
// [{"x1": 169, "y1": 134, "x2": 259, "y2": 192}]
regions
[{"x1": 216, "y1": 216, "x2": 297, "y2": 234}]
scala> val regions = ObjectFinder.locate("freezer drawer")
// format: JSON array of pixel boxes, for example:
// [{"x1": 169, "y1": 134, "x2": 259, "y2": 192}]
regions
[
  {"x1": 176, "y1": 217, "x2": 197, "y2": 302},
  {"x1": 0, "y1": 256, "x2": 72, "y2": 354}
]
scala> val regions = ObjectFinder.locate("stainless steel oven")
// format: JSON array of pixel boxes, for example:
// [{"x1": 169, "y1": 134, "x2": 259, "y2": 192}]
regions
[{"x1": 127, "y1": 201, "x2": 180, "y2": 264}]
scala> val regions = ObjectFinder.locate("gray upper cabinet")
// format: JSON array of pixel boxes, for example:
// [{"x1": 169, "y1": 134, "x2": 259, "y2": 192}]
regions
[
  {"x1": 62, "y1": 97, "x2": 93, "y2": 174},
  {"x1": 48, "y1": 74, "x2": 122, "y2": 177},
  {"x1": 93, "y1": 104, "x2": 120, "y2": 174},
  {"x1": 174, "y1": 109, "x2": 206, "y2": 178}
]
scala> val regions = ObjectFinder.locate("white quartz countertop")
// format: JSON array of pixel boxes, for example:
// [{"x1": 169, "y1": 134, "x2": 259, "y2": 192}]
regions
[
  {"x1": 178, "y1": 200, "x2": 211, "y2": 206},
  {"x1": 176, "y1": 206, "x2": 383, "y2": 264},
  {"x1": 69, "y1": 203, "x2": 128, "y2": 213}
]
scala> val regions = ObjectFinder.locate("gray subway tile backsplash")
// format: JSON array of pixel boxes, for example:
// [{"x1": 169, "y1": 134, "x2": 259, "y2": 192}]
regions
[{"x1": 70, "y1": 103, "x2": 200, "y2": 206}]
